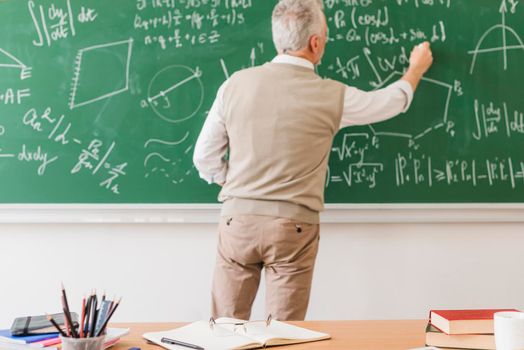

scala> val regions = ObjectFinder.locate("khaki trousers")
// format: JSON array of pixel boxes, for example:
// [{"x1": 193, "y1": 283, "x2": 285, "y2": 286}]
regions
[{"x1": 211, "y1": 215, "x2": 320, "y2": 321}]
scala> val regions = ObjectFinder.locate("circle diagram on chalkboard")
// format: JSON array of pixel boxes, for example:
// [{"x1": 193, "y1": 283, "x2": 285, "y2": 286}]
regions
[{"x1": 147, "y1": 65, "x2": 204, "y2": 123}]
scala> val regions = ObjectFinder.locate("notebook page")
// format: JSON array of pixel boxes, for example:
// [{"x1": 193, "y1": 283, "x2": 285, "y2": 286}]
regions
[
  {"x1": 240, "y1": 320, "x2": 330, "y2": 346},
  {"x1": 143, "y1": 321, "x2": 260, "y2": 350}
]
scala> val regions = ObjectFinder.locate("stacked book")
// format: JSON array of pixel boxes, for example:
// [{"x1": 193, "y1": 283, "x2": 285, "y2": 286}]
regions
[
  {"x1": 426, "y1": 309, "x2": 520, "y2": 350},
  {"x1": 0, "y1": 328, "x2": 129, "y2": 350}
]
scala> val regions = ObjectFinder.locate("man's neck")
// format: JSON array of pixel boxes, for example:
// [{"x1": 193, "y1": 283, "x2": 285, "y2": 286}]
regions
[
  {"x1": 282, "y1": 51, "x2": 316, "y2": 65},
  {"x1": 273, "y1": 54, "x2": 315, "y2": 70}
]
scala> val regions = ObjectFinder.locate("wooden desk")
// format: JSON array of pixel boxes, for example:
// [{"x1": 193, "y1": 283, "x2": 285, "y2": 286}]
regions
[{"x1": 112, "y1": 320, "x2": 428, "y2": 350}]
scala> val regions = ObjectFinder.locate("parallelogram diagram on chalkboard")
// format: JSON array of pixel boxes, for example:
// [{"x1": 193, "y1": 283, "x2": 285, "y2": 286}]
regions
[{"x1": 69, "y1": 39, "x2": 133, "y2": 109}]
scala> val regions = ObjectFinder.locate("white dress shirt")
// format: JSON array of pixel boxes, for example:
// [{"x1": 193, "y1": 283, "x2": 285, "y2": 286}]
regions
[{"x1": 193, "y1": 55, "x2": 414, "y2": 185}]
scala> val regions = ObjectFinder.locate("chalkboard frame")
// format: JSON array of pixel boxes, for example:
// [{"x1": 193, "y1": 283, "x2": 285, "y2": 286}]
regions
[
  {"x1": 0, "y1": 204, "x2": 523, "y2": 224},
  {"x1": 1, "y1": 0, "x2": 523, "y2": 207}
]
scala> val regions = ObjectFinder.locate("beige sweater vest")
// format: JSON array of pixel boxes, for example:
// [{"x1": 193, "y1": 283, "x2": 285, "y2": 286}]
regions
[{"x1": 219, "y1": 62, "x2": 345, "y2": 224}]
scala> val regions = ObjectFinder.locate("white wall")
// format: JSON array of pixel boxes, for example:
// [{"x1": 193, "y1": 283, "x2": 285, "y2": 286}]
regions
[{"x1": 0, "y1": 221, "x2": 523, "y2": 328}]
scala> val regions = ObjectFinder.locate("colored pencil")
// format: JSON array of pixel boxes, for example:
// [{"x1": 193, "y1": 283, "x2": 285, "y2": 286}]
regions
[
  {"x1": 80, "y1": 296, "x2": 86, "y2": 338},
  {"x1": 89, "y1": 294, "x2": 98, "y2": 337},
  {"x1": 109, "y1": 295, "x2": 116, "y2": 313},
  {"x1": 46, "y1": 314, "x2": 67, "y2": 337},
  {"x1": 84, "y1": 290, "x2": 94, "y2": 336},
  {"x1": 61, "y1": 291, "x2": 70, "y2": 336},
  {"x1": 55, "y1": 287, "x2": 120, "y2": 339},
  {"x1": 63, "y1": 307, "x2": 77, "y2": 338},
  {"x1": 94, "y1": 300, "x2": 112, "y2": 336},
  {"x1": 95, "y1": 297, "x2": 121, "y2": 337},
  {"x1": 61, "y1": 284, "x2": 78, "y2": 338}
]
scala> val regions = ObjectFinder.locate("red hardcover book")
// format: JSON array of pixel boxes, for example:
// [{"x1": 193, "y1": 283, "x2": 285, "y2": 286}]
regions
[
  {"x1": 430, "y1": 309, "x2": 520, "y2": 335},
  {"x1": 426, "y1": 323, "x2": 495, "y2": 349}
]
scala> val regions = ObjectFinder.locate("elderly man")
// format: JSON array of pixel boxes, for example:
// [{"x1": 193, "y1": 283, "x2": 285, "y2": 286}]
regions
[{"x1": 194, "y1": 0, "x2": 433, "y2": 321}]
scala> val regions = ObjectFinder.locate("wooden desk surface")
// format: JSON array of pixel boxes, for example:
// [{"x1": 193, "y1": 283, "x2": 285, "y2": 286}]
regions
[{"x1": 111, "y1": 320, "x2": 428, "y2": 350}]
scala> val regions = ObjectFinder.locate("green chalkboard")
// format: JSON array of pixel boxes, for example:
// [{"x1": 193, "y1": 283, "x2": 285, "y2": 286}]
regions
[{"x1": 0, "y1": 0, "x2": 523, "y2": 204}]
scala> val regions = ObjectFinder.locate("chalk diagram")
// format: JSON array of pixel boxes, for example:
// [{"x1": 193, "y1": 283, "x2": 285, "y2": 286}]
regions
[
  {"x1": 0, "y1": 123, "x2": 11, "y2": 158},
  {"x1": 0, "y1": 148, "x2": 15, "y2": 160},
  {"x1": 145, "y1": 65, "x2": 204, "y2": 124},
  {"x1": 69, "y1": 39, "x2": 133, "y2": 109},
  {"x1": 0, "y1": 48, "x2": 25, "y2": 69},
  {"x1": 0, "y1": 48, "x2": 31, "y2": 79},
  {"x1": 0, "y1": 48, "x2": 31, "y2": 157},
  {"x1": 468, "y1": 0, "x2": 524, "y2": 74},
  {"x1": 327, "y1": 48, "x2": 456, "y2": 189},
  {"x1": 143, "y1": 131, "x2": 195, "y2": 184},
  {"x1": 359, "y1": 47, "x2": 455, "y2": 145},
  {"x1": 219, "y1": 43, "x2": 265, "y2": 80}
]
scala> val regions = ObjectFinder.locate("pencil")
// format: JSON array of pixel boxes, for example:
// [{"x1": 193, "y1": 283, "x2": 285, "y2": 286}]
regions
[
  {"x1": 46, "y1": 314, "x2": 67, "y2": 337},
  {"x1": 85, "y1": 292, "x2": 94, "y2": 337},
  {"x1": 60, "y1": 284, "x2": 71, "y2": 316},
  {"x1": 63, "y1": 313, "x2": 70, "y2": 337},
  {"x1": 95, "y1": 297, "x2": 121, "y2": 337},
  {"x1": 61, "y1": 284, "x2": 78, "y2": 338},
  {"x1": 62, "y1": 305, "x2": 70, "y2": 337},
  {"x1": 109, "y1": 295, "x2": 116, "y2": 313},
  {"x1": 80, "y1": 296, "x2": 86, "y2": 338},
  {"x1": 84, "y1": 292, "x2": 92, "y2": 320},
  {"x1": 63, "y1": 307, "x2": 77, "y2": 338},
  {"x1": 89, "y1": 294, "x2": 98, "y2": 337}
]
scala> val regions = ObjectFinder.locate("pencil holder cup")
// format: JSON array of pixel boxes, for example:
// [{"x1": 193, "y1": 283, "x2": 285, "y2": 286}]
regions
[{"x1": 60, "y1": 336, "x2": 105, "y2": 350}]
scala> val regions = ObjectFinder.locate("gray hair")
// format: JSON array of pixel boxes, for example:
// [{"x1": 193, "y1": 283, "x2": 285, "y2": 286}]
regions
[{"x1": 272, "y1": 0, "x2": 325, "y2": 53}]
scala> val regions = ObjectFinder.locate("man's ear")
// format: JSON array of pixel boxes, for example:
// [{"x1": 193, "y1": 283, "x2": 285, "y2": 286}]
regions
[{"x1": 309, "y1": 35, "x2": 320, "y2": 54}]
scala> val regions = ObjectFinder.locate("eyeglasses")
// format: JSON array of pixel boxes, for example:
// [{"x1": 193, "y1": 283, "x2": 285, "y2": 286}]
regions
[{"x1": 208, "y1": 315, "x2": 272, "y2": 337}]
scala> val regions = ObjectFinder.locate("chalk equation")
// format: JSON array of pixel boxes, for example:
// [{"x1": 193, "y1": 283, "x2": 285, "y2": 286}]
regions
[
  {"x1": 11, "y1": 106, "x2": 127, "y2": 194},
  {"x1": 133, "y1": 0, "x2": 253, "y2": 50},
  {"x1": 29, "y1": 0, "x2": 98, "y2": 48},
  {"x1": 72, "y1": 139, "x2": 127, "y2": 195},
  {"x1": 473, "y1": 99, "x2": 524, "y2": 140},
  {"x1": 325, "y1": 1, "x2": 447, "y2": 46},
  {"x1": 394, "y1": 154, "x2": 524, "y2": 189}
]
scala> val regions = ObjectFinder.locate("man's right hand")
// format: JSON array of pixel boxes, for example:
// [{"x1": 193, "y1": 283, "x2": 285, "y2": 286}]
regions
[
  {"x1": 409, "y1": 41, "x2": 433, "y2": 76},
  {"x1": 402, "y1": 41, "x2": 434, "y2": 92}
]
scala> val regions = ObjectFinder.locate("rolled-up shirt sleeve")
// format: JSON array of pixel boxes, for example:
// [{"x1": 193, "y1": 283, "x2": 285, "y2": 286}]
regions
[
  {"x1": 193, "y1": 81, "x2": 229, "y2": 185},
  {"x1": 340, "y1": 79, "x2": 414, "y2": 129}
]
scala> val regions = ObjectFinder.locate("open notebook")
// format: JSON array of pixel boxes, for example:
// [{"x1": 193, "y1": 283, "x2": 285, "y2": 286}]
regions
[{"x1": 143, "y1": 318, "x2": 330, "y2": 350}]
